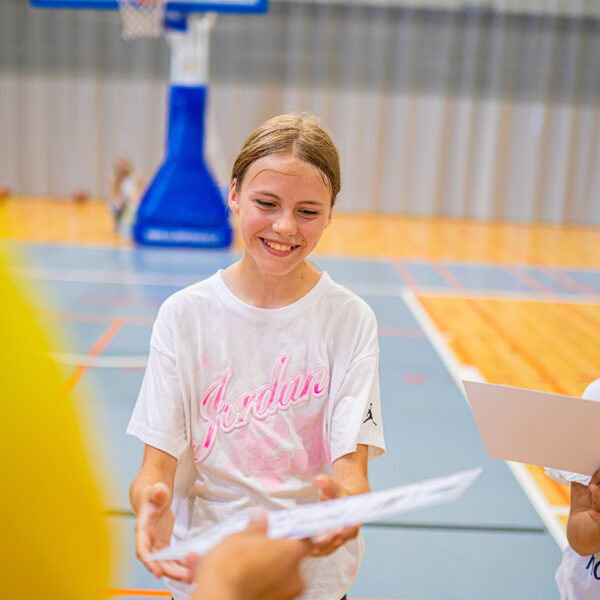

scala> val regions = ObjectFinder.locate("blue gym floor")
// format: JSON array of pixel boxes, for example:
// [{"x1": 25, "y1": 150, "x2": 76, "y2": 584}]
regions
[{"x1": 11, "y1": 240, "x2": 591, "y2": 599}]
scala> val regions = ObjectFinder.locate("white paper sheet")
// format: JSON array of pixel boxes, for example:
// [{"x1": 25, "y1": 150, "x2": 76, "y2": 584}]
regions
[
  {"x1": 149, "y1": 467, "x2": 481, "y2": 561},
  {"x1": 463, "y1": 380, "x2": 600, "y2": 475}
]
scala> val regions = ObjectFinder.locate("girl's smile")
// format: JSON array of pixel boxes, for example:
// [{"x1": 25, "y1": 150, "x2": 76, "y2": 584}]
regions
[{"x1": 260, "y1": 237, "x2": 301, "y2": 256}]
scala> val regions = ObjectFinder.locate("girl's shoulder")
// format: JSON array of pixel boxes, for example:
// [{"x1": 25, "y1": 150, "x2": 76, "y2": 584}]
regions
[
  {"x1": 319, "y1": 273, "x2": 376, "y2": 320},
  {"x1": 157, "y1": 273, "x2": 221, "y2": 318}
]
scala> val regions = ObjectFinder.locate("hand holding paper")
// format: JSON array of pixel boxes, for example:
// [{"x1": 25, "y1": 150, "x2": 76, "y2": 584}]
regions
[
  {"x1": 149, "y1": 467, "x2": 482, "y2": 562},
  {"x1": 310, "y1": 474, "x2": 359, "y2": 557}
]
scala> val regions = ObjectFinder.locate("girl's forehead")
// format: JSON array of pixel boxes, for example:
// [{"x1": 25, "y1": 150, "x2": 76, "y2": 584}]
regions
[{"x1": 245, "y1": 155, "x2": 324, "y2": 187}]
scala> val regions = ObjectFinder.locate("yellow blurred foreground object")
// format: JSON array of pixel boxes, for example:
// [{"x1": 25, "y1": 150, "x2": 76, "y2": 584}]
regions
[{"x1": 0, "y1": 248, "x2": 110, "y2": 599}]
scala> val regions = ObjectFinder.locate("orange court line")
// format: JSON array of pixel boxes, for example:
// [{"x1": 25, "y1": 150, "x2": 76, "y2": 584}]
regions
[
  {"x1": 105, "y1": 592, "x2": 410, "y2": 600},
  {"x1": 63, "y1": 317, "x2": 125, "y2": 392},
  {"x1": 42, "y1": 308, "x2": 155, "y2": 326},
  {"x1": 106, "y1": 589, "x2": 171, "y2": 598}
]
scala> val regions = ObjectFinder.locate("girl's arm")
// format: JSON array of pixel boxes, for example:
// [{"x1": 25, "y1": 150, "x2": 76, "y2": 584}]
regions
[
  {"x1": 129, "y1": 445, "x2": 191, "y2": 582},
  {"x1": 326, "y1": 442, "x2": 370, "y2": 495},
  {"x1": 311, "y1": 444, "x2": 370, "y2": 556},
  {"x1": 567, "y1": 469, "x2": 600, "y2": 556}
]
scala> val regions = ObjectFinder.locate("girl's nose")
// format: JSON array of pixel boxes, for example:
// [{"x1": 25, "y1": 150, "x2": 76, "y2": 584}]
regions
[{"x1": 273, "y1": 212, "x2": 297, "y2": 236}]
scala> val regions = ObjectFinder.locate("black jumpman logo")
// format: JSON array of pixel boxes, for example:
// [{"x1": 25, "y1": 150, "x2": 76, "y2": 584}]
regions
[{"x1": 363, "y1": 403, "x2": 377, "y2": 425}]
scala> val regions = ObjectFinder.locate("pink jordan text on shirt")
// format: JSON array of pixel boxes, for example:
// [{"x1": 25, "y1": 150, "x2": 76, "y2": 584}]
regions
[{"x1": 192, "y1": 354, "x2": 329, "y2": 464}]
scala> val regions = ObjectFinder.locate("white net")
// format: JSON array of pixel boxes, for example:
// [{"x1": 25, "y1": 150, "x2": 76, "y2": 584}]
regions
[{"x1": 118, "y1": 0, "x2": 168, "y2": 39}]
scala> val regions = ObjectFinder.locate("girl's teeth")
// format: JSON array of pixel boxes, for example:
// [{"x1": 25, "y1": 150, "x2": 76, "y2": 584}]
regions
[{"x1": 266, "y1": 240, "x2": 293, "y2": 251}]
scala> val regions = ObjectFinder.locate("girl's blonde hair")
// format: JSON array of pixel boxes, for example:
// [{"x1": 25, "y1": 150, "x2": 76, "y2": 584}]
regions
[{"x1": 231, "y1": 113, "x2": 340, "y2": 206}]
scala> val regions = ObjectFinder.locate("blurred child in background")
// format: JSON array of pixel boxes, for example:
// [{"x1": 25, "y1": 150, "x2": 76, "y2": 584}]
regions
[{"x1": 109, "y1": 156, "x2": 143, "y2": 234}]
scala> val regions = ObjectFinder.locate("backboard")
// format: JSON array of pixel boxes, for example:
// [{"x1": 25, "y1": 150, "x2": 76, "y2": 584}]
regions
[{"x1": 31, "y1": 0, "x2": 268, "y2": 14}]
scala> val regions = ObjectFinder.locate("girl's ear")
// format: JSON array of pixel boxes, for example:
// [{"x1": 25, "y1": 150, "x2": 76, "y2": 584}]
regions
[
  {"x1": 228, "y1": 180, "x2": 240, "y2": 215},
  {"x1": 325, "y1": 200, "x2": 335, "y2": 228}
]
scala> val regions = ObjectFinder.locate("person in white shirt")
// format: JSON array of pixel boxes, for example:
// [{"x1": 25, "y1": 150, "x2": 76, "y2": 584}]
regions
[
  {"x1": 127, "y1": 113, "x2": 386, "y2": 600},
  {"x1": 546, "y1": 379, "x2": 600, "y2": 599}
]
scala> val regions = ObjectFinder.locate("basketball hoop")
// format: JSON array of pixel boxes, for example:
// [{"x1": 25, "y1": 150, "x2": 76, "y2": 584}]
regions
[{"x1": 118, "y1": 0, "x2": 168, "y2": 39}]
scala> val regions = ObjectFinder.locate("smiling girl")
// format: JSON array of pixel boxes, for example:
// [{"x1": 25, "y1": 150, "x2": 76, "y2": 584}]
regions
[{"x1": 127, "y1": 113, "x2": 386, "y2": 600}]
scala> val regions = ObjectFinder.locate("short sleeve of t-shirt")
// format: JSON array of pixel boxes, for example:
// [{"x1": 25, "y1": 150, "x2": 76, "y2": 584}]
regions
[
  {"x1": 126, "y1": 302, "x2": 188, "y2": 459},
  {"x1": 328, "y1": 306, "x2": 385, "y2": 463}
]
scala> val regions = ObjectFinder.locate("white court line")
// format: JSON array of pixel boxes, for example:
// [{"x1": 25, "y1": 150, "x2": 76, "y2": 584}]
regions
[
  {"x1": 400, "y1": 287, "x2": 568, "y2": 550},
  {"x1": 16, "y1": 267, "x2": 197, "y2": 287},
  {"x1": 408, "y1": 288, "x2": 598, "y2": 304},
  {"x1": 317, "y1": 253, "x2": 600, "y2": 274},
  {"x1": 51, "y1": 352, "x2": 147, "y2": 368},
  {"x1": 505, "y1": 462, "x2": 568, "y2": 550},
  {"x1": 16, "y1": 266, "x2": 597, "y2": 303}
]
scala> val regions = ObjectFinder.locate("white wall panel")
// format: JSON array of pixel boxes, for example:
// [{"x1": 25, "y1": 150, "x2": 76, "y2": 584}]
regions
[
  {"x1": 3, "y1": 73, "x2": 599, "y2": 225},
  {"x1": 2, "y1": 1, "x2": 599, "y2": 224}
]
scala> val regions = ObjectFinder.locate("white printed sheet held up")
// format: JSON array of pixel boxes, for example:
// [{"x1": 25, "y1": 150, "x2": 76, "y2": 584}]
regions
[{"x1": 149, "y1": 467, "x2": 482, "y2": 562}]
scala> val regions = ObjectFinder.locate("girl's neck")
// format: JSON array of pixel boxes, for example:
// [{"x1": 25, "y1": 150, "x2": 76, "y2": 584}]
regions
[{"x1": 221, "y1": 258, "x2": 322, "y2": 309}]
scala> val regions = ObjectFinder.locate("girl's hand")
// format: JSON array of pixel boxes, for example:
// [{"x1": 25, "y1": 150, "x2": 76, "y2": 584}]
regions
[
  {"x1": 309, "y1": 475, "x2": 360, "y2": 557},
  {"x1": 587, "y1": 468, "x2": 600, "y2": 525},
  {"x1": 135, "y1": 482, "x2": 191, "y2": 582}
]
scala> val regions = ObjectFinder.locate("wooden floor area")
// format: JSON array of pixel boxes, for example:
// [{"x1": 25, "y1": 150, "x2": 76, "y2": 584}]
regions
[
  {"x1": 1, "y1": 196, "x2": 599, "y2": 267},
  {"x1": 420, "y1": 296, "x2": 600, "y2": 397},
  {"x1": 2, "y1": 195, "x2": 599, "y2": 544}
]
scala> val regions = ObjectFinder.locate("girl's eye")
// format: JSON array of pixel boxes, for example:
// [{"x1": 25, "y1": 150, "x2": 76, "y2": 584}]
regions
[
  {"x1": 256, "y1": 200, "x2": 276, "y2": 208},
  {"x1": 299, "y1": 210, "x2": 318, "y2": 217}
]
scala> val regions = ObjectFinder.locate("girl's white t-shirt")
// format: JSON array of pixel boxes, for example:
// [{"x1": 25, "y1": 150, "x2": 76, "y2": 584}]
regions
[{"x1": 127, "y1": 271, "x2": 386, "y2": 600}]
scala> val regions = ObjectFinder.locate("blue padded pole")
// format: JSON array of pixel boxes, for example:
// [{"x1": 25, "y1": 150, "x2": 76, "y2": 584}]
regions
[
  {"x1": 133, "y1": 15, "x2": 232, "y2": 248},
  {"x1": 168, "y1": 85, "x2": 206, "y2": 161}
]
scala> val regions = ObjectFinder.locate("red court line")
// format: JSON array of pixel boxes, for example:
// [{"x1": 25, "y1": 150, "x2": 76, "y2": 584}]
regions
[
  {"x1": 63, "y1": 317, "x2": 125, "y2": 392},
  {"x1": 393, "y1": 260, "x2": 420, "y2": 290},
  {"x1": 402, "y1": 373, "x2": 427, "y2": 384},
  {"x1": 378, "y1": 326, "x2": 425, "y2": 338},
  {"x1": 541, "y1": 268, "x2": 596, "y2": 296},
  {"x1": 427, "y1": 261, "x2": 464, "y2": 291},
  {"x1": 503, "y1": 266, "x2": 553, "y2": 295}
]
